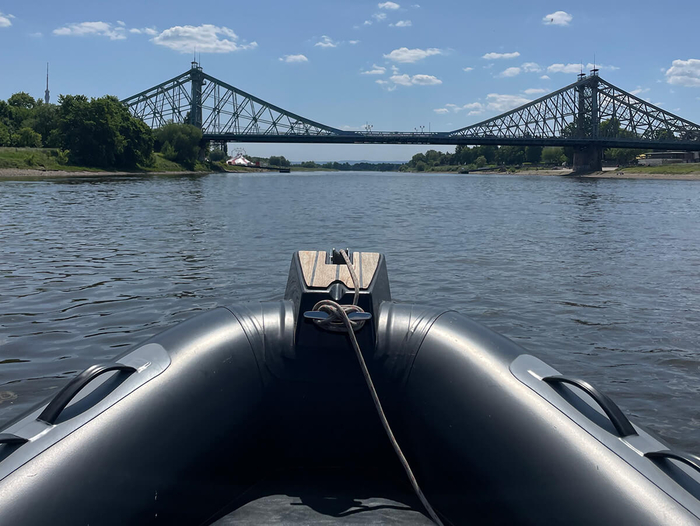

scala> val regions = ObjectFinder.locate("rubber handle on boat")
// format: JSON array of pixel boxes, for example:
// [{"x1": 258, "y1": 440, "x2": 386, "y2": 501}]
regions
[
  {"x1": 0, "y1": 433, "x2": 28, "y2": 445},
  {"x1": 543, "y1": 375, "x2": 637, "y2": 437},
  {"x1": 645, "y1": 450, "x2": 700, "y2": 474},
  {"x1": 38, "y1": 363, "x2": 137, "y2": 425}
]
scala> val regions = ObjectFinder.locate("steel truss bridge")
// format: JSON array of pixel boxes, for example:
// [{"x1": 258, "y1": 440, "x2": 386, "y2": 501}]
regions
[{"x1": 122, "y1": 62, "x2": 700, "y2": 170}]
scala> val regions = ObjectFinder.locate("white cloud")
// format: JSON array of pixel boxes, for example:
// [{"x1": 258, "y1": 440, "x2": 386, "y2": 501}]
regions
[
  {"x1": 384, "y1": 47, "x2": 443, "y2": 63},
  {"x1": 540, "y1": 75, "x2": 550, "y2": 80},
  {"x1": 349, "y1": 40, "x2": 360, "y2": 45},
  {"x1": 391, "y1": 20, "x2": 412, "y2": 27},
  {"x1": 361, "y1": 64, "x2": 386, "y2": 75},
  {"x1": 543, "y1": 11, "x2": 573, "y2": 26},
  {"x1": 28, "y1": 32, "x2": 42, "y2": 38},
  {"x1": 315, "y1": 35, "x2": 338, "y2": 48},
  {"x1": 435, "y1": 102, "x2": 485, "y2": 115},
  {"x1": 378, "y1": 1, "x2": 400, "y2": 9},
  {"x1": 152, "y1": 24, "x2": 257, "y2": 53},
  {"x1": 280, "y1": 54, "x2": 308, "y2": 63},
  {"x1": 463, "y1": 67, "x2": 473, "y2": 72},
  {"x1": 665, "y1": 59, "x2": 700, "y2": 87},
  {"x1": 485, "y1": 93, "x2": 531, "y2": 112},
  {"x1": 363, "y1": 20, "x2": 372, "y2": 26},
  {"x1": 482, "y1": 51, "x2": 520, "y2": 60},
  {"x1": 462, "y1": 102, "x2": 485, "y2": 114},
  {"x1": 53, "y1": 21, "x2": 127, "y2": 40},
  {"x1": 375, "y1": 79, "x2": 397, "y2": 91},
  {"x1": 391, "y1": 74, "x2": 413, "y2": 86},
  {"x1": 410, "y1": 74, "x2": 442, "y2": 85},
  {"x1": 499, "y1": 67, "x2": 521, "y2": 77},
  {"x1": 547, "y1": 63, "x2": 583, "y2": 74},
  {"x1": 377, "y1": 72, "x2": 442, "y2": 89},
  {"x1": 523, "y1": 88, "x2": 547, "y2": 95},
  {"x1": 372, "y1": 13, "x2": 387, "y2": 21},
  {"x1": 547, "y1": 62, "x2": 618, "y2": 74},
  {"x1": 0, "y1": 12, "x2": 15, "y2": 28},
  {"x1": 630, "y1": 87, "x2": 650, "y2": 96},
  {"x1": 130, "y1": 27, "x2": 158, "y2": 36},
  {"x1": 117, "y1": 20, "x2": 125, "y2": 26},
  {"x1": 521, "y1": 62, "x2": 542, "y2": 73},
  {"x1": 391, "y1": 65, "x2": 399, "y2": 73}
]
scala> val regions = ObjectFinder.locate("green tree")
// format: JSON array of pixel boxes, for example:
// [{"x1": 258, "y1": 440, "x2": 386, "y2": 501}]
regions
[
  {"x1": 59, "y1": 94, "x2": 153, "y2": 169},
  {"x1": 154, "y1": 123, "x2": 201, "y2": 169},
  {"x1": 7, "y1": 92, "x2": 37, "y2": 110},
  {"x1": 268, "y1": 155, "x2": 290, "y2": 167},
  {"x1": 424, "y1": 149, "x2": 443, "y2": 166},
  {"x1": 30, "y1": 103, "x2": 60, "y2": 147},
  {"x1": 474, "y1": 155, "x2": 487, "y2": 168},
  {"x1": 209, "y1": 148, "x2": 228, "y2": 162},
  {"x1": 605, "y1": 148, "x2": 647, "y2": 166},
  {"x1": 542, "y1": 147, "x2": 566, "y2": 165},
  {"x1": 0, "y1": 122, "x2": 10, "y2": 146},
  {"x1": 0, "y1": 100, "x2": 11, "y2": 128},
  {"x1": 496, "y1": 146, "x2": 525, "y2": 165},
  {"x1": 160, "y1": 141, "x2": 176, "y2": 160},
  {"x1": 116, "y1": 116, "x2": 153, "y2": 168},
  {"x1": 525, "y1": 145, "x2": 543, "y2": 164},
  {"x1": 455, "y1": 145, "x2": 474, "y2": 165},
  {"x1": 13, "y1": 127, "x2": 42, "y2": 147}
]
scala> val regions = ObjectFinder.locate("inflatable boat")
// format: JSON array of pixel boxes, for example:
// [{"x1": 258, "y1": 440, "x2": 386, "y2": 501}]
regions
[{"x1": 0, "y1": 250, "x2": 699, "y2": 525}]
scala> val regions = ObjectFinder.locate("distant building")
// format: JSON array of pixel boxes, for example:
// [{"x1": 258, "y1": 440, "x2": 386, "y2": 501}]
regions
[{"x1": 636, "y1": 151, "x2": 699, "y2": 166}]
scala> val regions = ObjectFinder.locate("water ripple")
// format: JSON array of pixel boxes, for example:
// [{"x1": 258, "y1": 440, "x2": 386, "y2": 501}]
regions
[{"x1": 0, "y1": 172, "x2": 699, "y2": 454}]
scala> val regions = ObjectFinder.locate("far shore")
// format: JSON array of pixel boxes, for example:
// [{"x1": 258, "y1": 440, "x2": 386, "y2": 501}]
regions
[
  {"x1": 478, "y1": 168, "x2": 700, "y2": 180},
  {"x1": 2, "y1": 166, "x2": 700, "y2": 181}
]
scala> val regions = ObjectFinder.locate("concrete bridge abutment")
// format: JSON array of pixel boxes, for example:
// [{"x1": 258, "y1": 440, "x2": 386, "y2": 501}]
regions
[{"x1": 572, "y1": 145, "x2": 603, "y2": 173}]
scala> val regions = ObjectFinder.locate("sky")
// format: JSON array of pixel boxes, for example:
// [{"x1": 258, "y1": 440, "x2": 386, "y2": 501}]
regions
[{"x1": 1, "y1": 0, "x2": 700, "y2": 161}]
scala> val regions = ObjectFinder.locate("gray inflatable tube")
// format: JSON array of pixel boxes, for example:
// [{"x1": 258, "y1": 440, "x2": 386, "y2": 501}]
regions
[{"x1": 0, "y1": 251, "x2": 698, "y2": 525}]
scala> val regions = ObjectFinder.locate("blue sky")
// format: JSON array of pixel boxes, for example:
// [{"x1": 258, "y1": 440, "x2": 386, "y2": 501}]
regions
[{"x1": 1, "y1": 0, "x2": 699, "y2": 161}]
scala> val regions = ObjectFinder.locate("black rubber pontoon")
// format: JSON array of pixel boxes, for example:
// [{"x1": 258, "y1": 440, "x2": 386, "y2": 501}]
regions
[{"x1": 0, "y1": 250, "x2": 699, "y2": 525}]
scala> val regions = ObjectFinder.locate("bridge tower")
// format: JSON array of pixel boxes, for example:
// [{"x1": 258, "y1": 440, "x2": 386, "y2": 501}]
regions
[
  {"x1": 189, "y1": 61, "x2": 204, "y2": 129},
  {"x1": 573, "y1": 70, "x2": 603, "y2": 172}
]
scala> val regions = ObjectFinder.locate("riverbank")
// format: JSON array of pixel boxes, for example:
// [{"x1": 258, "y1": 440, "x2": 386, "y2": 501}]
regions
[
  {"x1": 0, "y1": 147, "x2": 214, "y2": 178},
  {"x1": 470, "y1": 165, "x2": 700, "y2": 180},
  {"x1": 0, "y1": 168, "x2": 203, "y2": 179},
  {"x1": 507, "y1": 165, "x2": 700, "y2": 180}
]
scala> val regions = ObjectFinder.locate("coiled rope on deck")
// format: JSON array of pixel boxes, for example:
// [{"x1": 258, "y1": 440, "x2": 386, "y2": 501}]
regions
[{"x1": 309, "y1": 250, "x2": 444, "y2": 526}]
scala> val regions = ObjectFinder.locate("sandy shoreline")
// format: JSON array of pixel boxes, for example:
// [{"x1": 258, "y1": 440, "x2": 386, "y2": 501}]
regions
[{"x1": 480, "y1": 169, "x2": 700, "y2": 180}]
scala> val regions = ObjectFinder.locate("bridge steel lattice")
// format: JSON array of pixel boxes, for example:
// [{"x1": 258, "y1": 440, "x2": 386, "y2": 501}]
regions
[{"x1": 123, "y1": 63, "x2": 700, "y2": 171}]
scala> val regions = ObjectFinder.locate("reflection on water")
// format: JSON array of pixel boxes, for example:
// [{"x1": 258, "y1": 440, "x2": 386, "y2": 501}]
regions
[{"x1": 1, "y1": 172, "x2": 699, "y2": 453}]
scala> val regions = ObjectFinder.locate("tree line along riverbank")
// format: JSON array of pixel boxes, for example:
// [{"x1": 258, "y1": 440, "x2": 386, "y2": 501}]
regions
[{"x1": 0, "y1": 91, "x2": 224, "y2": 173}]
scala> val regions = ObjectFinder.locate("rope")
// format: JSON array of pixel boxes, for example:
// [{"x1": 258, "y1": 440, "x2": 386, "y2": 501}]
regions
[{"x1": 310, "y1": 250, "x2": 444, "y2": 526}]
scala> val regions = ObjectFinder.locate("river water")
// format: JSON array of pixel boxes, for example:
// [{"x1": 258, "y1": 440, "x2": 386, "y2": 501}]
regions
[{"x1": 1, "y1": 171, "x2": 699, "y2": 454}]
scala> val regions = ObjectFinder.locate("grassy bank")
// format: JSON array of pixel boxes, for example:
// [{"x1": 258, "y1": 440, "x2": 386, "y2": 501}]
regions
[
  {"x1": 0, "y1": 147, "x2": 210, "y2": 174},
  {"x1": 616, "y1": 164, "x2": 700, "y2": 175}
]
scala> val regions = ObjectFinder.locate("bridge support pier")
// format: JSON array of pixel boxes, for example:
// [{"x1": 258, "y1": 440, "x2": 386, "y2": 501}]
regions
[{"x1": 572, "y1": 145, "x2": 603, "y2": 173}]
